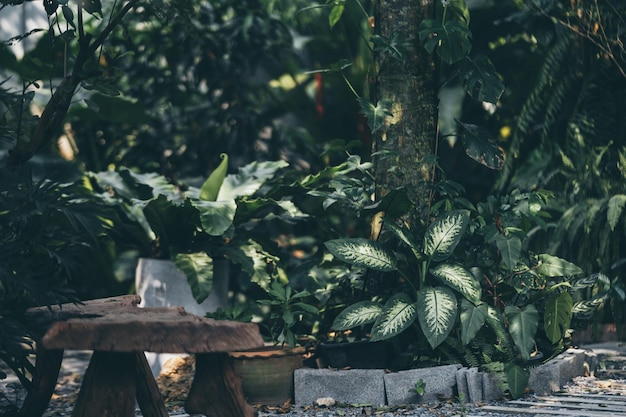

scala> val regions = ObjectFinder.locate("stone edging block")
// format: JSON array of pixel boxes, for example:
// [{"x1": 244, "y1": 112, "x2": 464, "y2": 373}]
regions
[
  {"x1": 528, "y1": 348, "x2": 589, "y2": 395},
  {"x1": 384, "y1": 364, "x2": 461, "y2": 405},
  {"x1": 294, "y1": 368, "x2": 386, "y2": 405},
  {"x1": 294, "y1": 348, "x2": 590, "y2": 406}
]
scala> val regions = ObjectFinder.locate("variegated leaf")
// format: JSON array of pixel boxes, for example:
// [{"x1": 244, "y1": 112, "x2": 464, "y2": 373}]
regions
[
  {"x1": 430, "y1": 263, "x2": 481, "y2": 303},
  {"x1": 332, "y1": 301, "x2": 383, "y2": 330},
  {"x1": 371, "y1": 293, "x2": 418, "y2": 341},
  {"x1": 325, "y1": 238, "x2": 397, "y2": 271},
  {"x1": 423, "y1": 210, "x2": 469, "y2": 261},
  {"x1": 417, "y1": 286, "x2": 458, "y2": 349}
]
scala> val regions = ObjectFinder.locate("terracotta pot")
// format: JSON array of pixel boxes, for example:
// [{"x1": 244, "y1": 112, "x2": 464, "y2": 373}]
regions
[{"x1": 229, "y1": 345, "x2": 305, "y2": 406}]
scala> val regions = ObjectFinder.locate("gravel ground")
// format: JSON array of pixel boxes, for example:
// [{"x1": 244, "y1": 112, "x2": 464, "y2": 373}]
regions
[{"x1": 3, "y1": 344, "x2": 625, "y2": 417}]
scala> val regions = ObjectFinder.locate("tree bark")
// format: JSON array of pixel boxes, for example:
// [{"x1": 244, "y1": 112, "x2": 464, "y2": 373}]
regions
[{"x1": 373, "y1": 0, "x2": 438, "y2": 223}]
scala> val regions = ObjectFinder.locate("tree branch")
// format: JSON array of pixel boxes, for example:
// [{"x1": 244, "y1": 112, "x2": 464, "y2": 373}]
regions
[{"x1": 8, "y1": 0, "x2": 142, "y2": 165}]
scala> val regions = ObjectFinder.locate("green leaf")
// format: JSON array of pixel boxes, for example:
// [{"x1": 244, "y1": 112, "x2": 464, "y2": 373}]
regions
[
  {"x1": 365, "y1": 187, "x2": 412, "y2": 219},
  {"x1": 447, "y1": 0, "x2": 471, "y2": 25},
  {"x1": 430, "y1": 263, "x2": 481, "y2": 303},
  {"x1": 200, "y1": 153, "x2": 229, "y2": 201},
  {"x1": 386, "y1": 222, "x2": 423, "y2": 261},
  {"x1": 419, "y1": 19, "x2": 471, "y2": 64},
  {"x1": 544, "y1": 292, "x2": 573, "y2": 343},
  {"x1": 505, "y1": 304, "x2": 539, "y2": 361},
  {"x1": 217, "y1": 160, "x2": 289, "y2": 201},
  {"x1": 494, "y1": 234, "x2": 521, "y2": 270},
  {"x1": 325, "y1": 238, "x2": 397, "y2": 271},
  {"x1": 459, "y1": 300, "x2": 488, "y2": 345},
  {"x1": 357, "y1": 98, "x2": 393, "y2": 133},
  {"x1": 224, "y1": 240, "x2": 279, "y2": 289},
  {"x1": 607, "y1": 194, "x2": 626, "y2": 231},
  {"x1": 417, "y1": 286, "x2": 458, "y2": 349},
  {"x1": 457, "y1": 121, "x2": 505, "y2": 170},
  {"x1": 423, "y1": 210, "x2": 469, "y2": 261},
  {"x1": 62, "y1": 6, "x2": 76, "y2": 29},
  {"x1": 371, "y1": 293, "x2": 418, "y2": 341},
  {"x1": 458, "y1": 55, "x2": 504, "y2": 104},
  {"x1": 370, "y1": 33, "x2": 408, "y2": 60},
  {"x1": 537, "y1": 254, "x2": 583, "y2": 277},
  {"x1": 329, "y1": 4, "x2": 345, "y2": 28},
  {"x1": 193, "y1": 199, "x2": 236, "y2": 236},
  {"x1": 79, "y1": 0, "x2": 103, "y2": 18},
  {"x1": 332, "y1": 301, "x2": 383, "y2": 330},
  {"x1": 505, "y1": 363, "x2": 529, "y2": 399},
  {"x1": 174, "y1": 253, "x2": 213, "y2": 304}
]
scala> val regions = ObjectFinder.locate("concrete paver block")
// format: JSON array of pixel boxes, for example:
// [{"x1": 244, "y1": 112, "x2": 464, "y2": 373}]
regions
[
  {"x1": 465, "y1": 367, "x2": 482, "y2": 403},
  {"x1": 384, "y1": 364, "x2": 461, "y2": 405},
  {"x1": 455, "y1": 368, "x2": 469, "y2": 402},
  {"x1": 482, "y1": 371, "x2": 505, "y2": 401},
  {"x1": 294, "y1": 368, "x2": 386, "y2": 405},
  {"x1": 528, "y1": 348, "x2": 587, "y2": 395}
]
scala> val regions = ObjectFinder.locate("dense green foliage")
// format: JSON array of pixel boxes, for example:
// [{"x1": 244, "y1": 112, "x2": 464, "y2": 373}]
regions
[{"x1": 1, "y1": 0, "x2": 625, "y2": 402}]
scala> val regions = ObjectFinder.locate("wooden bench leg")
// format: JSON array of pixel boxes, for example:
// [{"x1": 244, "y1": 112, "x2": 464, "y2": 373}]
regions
[
  {"x1": 134, "y1": 352, "x2": 168, "y2": 417},
  {"x1": 186, "y1": 353, "x2": 257, "y2": 417},
  {"x1": 71, "y1": 351, "x2": 136, "y2": 417},
  {"x1": 18, "y1": 347, "x2": 64, "y2": 417}
]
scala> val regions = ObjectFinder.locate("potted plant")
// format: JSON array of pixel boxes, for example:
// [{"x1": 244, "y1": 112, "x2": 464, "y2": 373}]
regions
[
  {"x1": 88, "y1": 154, "x2": 300, "y2": 304},
  {"x1": 209, "y1": 279, "x2": 319, "y2": 406},
  {"x1": 87, "y1": 154, "x2": 307, "y2": 373}
]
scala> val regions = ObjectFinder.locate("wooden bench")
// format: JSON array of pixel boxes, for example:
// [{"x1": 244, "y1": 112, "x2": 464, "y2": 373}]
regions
[{"x1": 21, "y1": 295, "x2": 264, "y2": 417}]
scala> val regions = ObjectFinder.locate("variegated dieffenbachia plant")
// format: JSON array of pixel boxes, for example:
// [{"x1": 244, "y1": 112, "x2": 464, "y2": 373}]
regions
[
  {"x1": 324, "y1": 189, "x2": 607, "y2": 398},
  {"x1": 326, "y1": 209, "x2": 474, "y2": 350}
]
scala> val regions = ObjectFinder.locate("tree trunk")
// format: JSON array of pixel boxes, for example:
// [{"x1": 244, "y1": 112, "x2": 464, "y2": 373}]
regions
[{"x1": 373, "y1": 0, "x2": 438, "y2": 224}]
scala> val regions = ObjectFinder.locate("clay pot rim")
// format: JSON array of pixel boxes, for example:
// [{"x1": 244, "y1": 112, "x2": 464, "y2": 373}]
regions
[{"x1": 229, "y1": 345, "x2": 305, "y2": 359}]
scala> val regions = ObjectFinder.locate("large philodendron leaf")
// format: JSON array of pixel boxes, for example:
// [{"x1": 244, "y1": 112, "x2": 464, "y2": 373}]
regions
[
  {"x1": 537, "y1": 254, "x2": 583, "y2": 277},
  {"x1": 505, "y1": 304, "x2": 539, "y2": 361},
  {"x1": 193, "y1": 199, "x2": 237, "y2": 236},
  {"x1": 459, "y1": 299, "x2": 488, "y2": 345},
  {"x1": 174, "y1": 252, "x2": 213, "y2": 303},
  {"x1": 505, "y1": 363, "x2": 530, "y2": 399},
  {"x1": 430, "y1": 263, "x2": 481, "y2": 303},
  {"x1": 419, "y1": 19, "x2": 471, "y2": 64},
  {"x1": 423, "y1": 210, "x2": 469, "y2": 262},
  {"x1": 332, "y1": 301, "x2": 384, "y2": 331},
  {"x1": 457, "y1": 121, "x2": 505, "y2": 171},
  {"x1": 357, "y1": 97, "x2": 393, "y2": 133},
  {"x1": 494, "y1": 234, "x2": 522, "y2": 270},
  {"x1": 544, "y1": 292, "x2": 573, "y2": 343},
  {"x1": 217, "y1": 160, "x2": 289, "y2": 201},
  {"x1": 457, "y1": 55, "x2": 505, "y2": 104},
  {"x1": 325, "y1": 238, "x2": 397, "y2": 271},
  {"x1": 371, "y1": 293, "x2": 418, "y2": 341},
  {"x1": 417, "y1": 286, "x2": 458, "y2": 349}
]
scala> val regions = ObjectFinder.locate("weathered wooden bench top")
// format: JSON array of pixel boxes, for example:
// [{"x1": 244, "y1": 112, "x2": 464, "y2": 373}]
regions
[
  {"x1": 29, "y1": 295, "x2": 262, "y2": 353},
  {"x1": 22, "y1": 295, "x2": 264, "y2": 417}
]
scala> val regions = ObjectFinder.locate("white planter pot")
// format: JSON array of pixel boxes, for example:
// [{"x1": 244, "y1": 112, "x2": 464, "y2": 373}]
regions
[{"x1": 135, "y1": 257, "x2": 229, "y2": 375}]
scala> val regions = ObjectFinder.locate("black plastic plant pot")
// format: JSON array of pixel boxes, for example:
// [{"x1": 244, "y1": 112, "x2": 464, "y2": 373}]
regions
[{"x1": 319, "y1": 339, "x2": 389, "y2": 369}]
